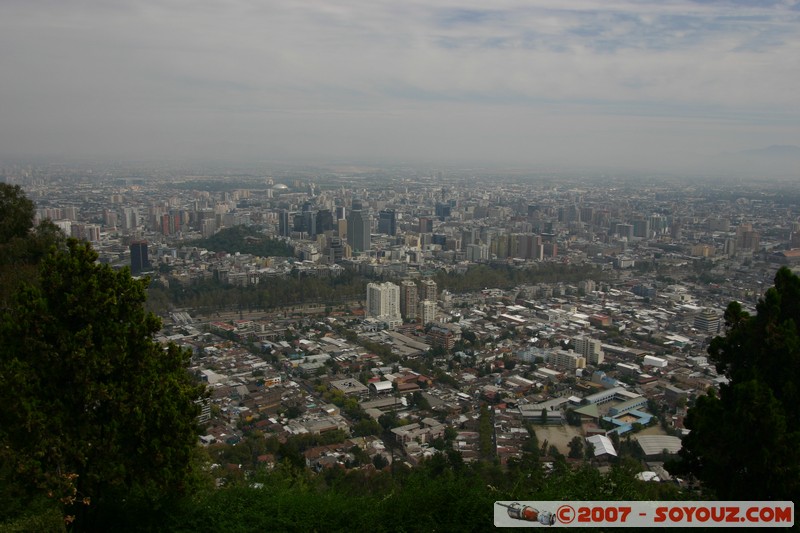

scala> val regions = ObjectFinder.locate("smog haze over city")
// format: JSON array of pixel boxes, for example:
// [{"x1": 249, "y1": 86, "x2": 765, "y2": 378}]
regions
[
  {"x1": 6, "y1": 2, "x2": 800, "y2": 530},
  {"x1": 2, "y1": 0, "x2": 800, "y2": 175}
]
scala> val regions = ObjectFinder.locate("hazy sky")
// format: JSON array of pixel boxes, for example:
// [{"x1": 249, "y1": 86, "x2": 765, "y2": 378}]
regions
[{"x1": 2, "y1": 0, "x2": 799, "y2": 171}]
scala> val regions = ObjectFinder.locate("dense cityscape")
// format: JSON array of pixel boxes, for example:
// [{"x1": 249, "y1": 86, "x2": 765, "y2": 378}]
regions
[
  {"x1": 4, "y1": 161, "x2": 800, "y2": 481},
  {"x1": 3, "y1": 0, "x2": 800, "y2": 529}
]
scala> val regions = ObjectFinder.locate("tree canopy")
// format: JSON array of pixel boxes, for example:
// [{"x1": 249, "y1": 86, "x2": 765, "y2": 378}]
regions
[
  {"x1": 676, "y1": 266, "x2": 800, "y2": 500},
  {"x1": 433, "y1": 262, "x2": 602, "y2": 294},
  {"x1": 0, "y1": 239, "x2": 206, "y2": 528},
  {"x1": 0, "y1": 183, "x2": 35, "y2": 243},
  {"x1": 187, "y1": 224, "x2": 293, "y2": 257},
  {"x1": 0, "y1": 183, "x2": 66, "y2": 305}
]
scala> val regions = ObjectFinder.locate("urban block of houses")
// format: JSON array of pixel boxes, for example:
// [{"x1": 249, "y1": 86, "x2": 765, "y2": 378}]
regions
[
  {"x1": 390, "y1": 418, "x2": 446, "y2": 448},
  {"x1": 328, "y1": 378, "x2": 370, "y2": 399}
]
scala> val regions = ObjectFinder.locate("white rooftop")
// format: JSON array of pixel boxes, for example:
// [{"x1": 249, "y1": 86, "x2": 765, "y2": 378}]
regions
[
  {"x1": 635, "y1": 435, "x2": 683, "y2": 456},
  {"x1": 587, "y1": 434, "x2": 617, "y2": 457}
]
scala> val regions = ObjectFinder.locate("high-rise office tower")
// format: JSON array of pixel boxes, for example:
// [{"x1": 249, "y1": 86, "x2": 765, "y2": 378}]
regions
[
  {"x1": 580, "y1": 207, "x2": 595, "y2": 226},
  {"x1": 290, "y1": 202, "x2": 317, "y2": 237},
  {"x1": 378, "y1": 209, "x2": 397, "y2": 236},
  {"x1": 671, "y1": 221, "x2": 682, "y2": 240},
  {"x1": 160, "y1": 213, "x2": 172, "y2": 235},
  {"x1": 418, "y1": 217, "x2": 433, "y2": 233},
  {"x1": 400, "y1": 280, "x2": 418, "y2": 321},
  {"x1": 615, "y1": 223, "x2": 634, "y2": 240},
  {"x1": 461, "y1": 228, "x2": 477, "y2": 248},
  {"x1": 327, "y1": 236, "x2": 345, "y2": 264},
  {"x1": 295, "y1": 210, "x2": 316, "y2": 237},
  {"x1": 278, "y1": 210, "x2": 291, "y2": 237},
  {"x1": 335, "y1": 205, "x2": 346, "y2": 221},
  {"x1": 558, "y1": 205, "x2": 580, "y2": 223},
  {"x1": 435, "y1": 202, "x2": 451, "y2": 220},
  {"x1": 130, "y1": 240, "x2": 149, "y2": 274},
  {"x1": 347, "y1": 203, "x2": 371, "y2": 253},
  {"x1": 632, "y1": 219, "x2": 650, "y2": 239},
  {"x1": 316, "y1": 209, "x2": 334, "y2": 234},
  {"x1": 649, "y1": 214, "x2": 668, "y2": 235}
]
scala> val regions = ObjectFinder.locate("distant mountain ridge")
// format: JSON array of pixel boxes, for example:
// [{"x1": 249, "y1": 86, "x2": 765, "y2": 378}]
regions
[
  {"x1": 736, "y1": 145, "x2": 800, "y2": 157},
  {"x1": 707, "y1": 145, "x2": 800, "y2": 176}
]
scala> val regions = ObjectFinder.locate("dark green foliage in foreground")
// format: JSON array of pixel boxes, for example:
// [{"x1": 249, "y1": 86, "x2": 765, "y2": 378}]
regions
[
  {"x1": 77, "y1": 451, "x2": 683, "y2": 533},
  {"x1": 0, "y1": 240, "x2": 205, "y2": 529},
  {"x1": 169, "y1": 470, "x2": 492, "y2": 533},
  {"x1": 188, "y1": 225, "x2": 293, "y2": 257},
  {"x1": 676, "y1": 266, "x2": 800, "y2": 500},
  {"x1": 0, "y1": 183, "x2": 66, "y2": 306},
  {"x1": 1, "y1": 417, "x2": 686, "y2": 531},
  {"x1": 0, "y1": 183, "x2": 35, "y2": 243}
]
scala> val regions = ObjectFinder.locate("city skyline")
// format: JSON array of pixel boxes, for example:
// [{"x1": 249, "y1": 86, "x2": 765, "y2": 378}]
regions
[{"x1": 1, "y1": 1, "x2": 799, "y2": 175}]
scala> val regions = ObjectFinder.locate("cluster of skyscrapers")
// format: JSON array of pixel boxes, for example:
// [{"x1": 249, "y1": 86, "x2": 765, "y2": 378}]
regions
[
  {"x1": 278, "y1": 198, "x2": 389, "y2": 256},
  {"x1": 366, "y1": 278, "x2": 438, "y2": 328}
]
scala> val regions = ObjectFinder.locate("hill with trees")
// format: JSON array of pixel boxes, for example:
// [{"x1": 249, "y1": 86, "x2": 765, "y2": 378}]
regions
[{"x1": 187, "y1": 225, "x2": 293, "y2": 257}]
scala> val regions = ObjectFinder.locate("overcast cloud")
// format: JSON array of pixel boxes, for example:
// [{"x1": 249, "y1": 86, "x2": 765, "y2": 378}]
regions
[{"x1": 1, "y1": 0, "x2": 799, "y2": 172}]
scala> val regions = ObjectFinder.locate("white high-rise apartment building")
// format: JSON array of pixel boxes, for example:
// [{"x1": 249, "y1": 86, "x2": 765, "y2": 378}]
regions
[
  {"x1": 465, "y1": 244, "x2": 489, "y2": 262},
  {"x1": 550, "y1": 349, "x2": 586, "y2": 371},
  {"x1": 366, "y1": 282, "x2": 401, "y2": 321},
  {"x1": 122, "y1": 207, "x2": 138, "y2": 231},
  {"x1": 418, "y1": 299, "x2": 438, "y2": 325},
  {"x1": 574, "y1": 336, "x2": 604, "y2": 365}
]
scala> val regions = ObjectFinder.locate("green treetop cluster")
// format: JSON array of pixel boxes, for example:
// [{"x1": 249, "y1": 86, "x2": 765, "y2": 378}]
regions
[
  {"x1": 0, "y1": 184, "x2": 205, "y2": 530},
  {"x1": 676, "y1": 266, "x2": 800, "y2": 501}
]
